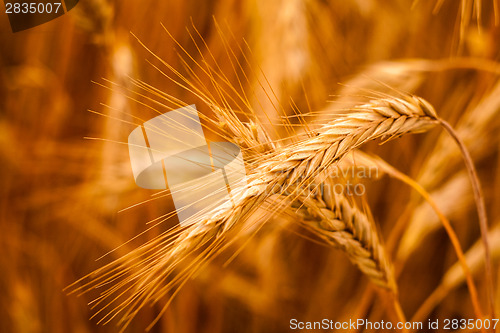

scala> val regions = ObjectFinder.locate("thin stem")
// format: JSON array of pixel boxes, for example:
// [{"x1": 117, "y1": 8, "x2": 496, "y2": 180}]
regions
[
  {"x1": 381, "y1": 163, "x2": 485, "y2": 331},
  {"x1": 438, "y1": 118, "x2": 495, "y2": 320},
  {"x1": 411, "y1": 286, "x2": 447, "y2": 325},
  {"x1": 392, "y1": 295, "x2": 409, "y2": 333}
]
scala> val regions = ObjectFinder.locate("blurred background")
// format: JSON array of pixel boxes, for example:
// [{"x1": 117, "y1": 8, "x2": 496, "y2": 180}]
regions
[{"x1": 1, "y1": 0, "x2": 500, "y2": 332}]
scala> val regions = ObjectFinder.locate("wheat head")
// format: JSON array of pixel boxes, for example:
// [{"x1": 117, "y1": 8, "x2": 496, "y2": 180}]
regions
[{"x1": 72, "y1": 93, "x2": 438, "y2": 327}]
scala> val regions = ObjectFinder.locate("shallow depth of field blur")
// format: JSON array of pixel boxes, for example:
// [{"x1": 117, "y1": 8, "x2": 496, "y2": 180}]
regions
[{"x1": 1, "y1": 1, "x2": 500, "y2": 332}]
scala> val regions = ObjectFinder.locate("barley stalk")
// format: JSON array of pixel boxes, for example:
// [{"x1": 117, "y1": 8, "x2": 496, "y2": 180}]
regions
[
  {"x1": 202, "y1": 94, "x2": 438, "y2": 260},
  {"x1": 69, "y1": 94, "x2": 439, "y2": 328}
]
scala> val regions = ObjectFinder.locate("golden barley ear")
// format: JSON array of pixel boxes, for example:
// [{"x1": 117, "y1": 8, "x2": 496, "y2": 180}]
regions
[
  {"x1": 67, "y1": 92, "x2": 442, "y2": 330},
  {"x1": 294, "y1": 180, "x2": 397, "y2": 291}
]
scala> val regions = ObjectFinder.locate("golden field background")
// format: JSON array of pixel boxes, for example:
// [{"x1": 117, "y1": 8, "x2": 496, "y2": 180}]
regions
[{"x1": 1, "y1": 0, "x2": 500, "y2": 332}]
